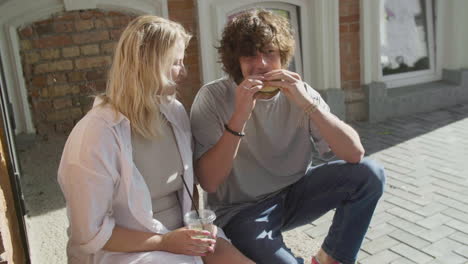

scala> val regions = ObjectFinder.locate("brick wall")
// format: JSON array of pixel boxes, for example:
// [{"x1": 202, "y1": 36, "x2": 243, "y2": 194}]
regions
[
  {"x1": 339, "y1": 0, "x2": 367, "y2": 121},
  {"x1": 0, "y1": 230, "x2": 5, "y2": 264},
  {"x1": 18, "y1": 10, "x2": 136, "y2": 138},
  {"x1": 168, "y1": 0, "x2": 201, "y2": 110}
]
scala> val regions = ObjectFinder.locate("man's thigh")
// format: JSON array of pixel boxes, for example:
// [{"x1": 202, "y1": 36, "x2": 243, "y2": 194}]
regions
[
  {"x1": 282, "y1": 158, "x2": 384, "y2": 230},
  {"x1": 223, "y1": 194, "x2": 304, "y2": 264}
]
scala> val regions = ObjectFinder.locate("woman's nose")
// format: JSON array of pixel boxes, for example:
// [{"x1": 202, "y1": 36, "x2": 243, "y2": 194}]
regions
[{"x1": 180, "y1": 64, "x2": 187, "y2": 78}]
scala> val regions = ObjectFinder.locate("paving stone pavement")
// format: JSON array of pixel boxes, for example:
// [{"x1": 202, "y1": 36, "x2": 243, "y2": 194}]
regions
[{"x1": 290, "y1": 103, "x2": 468, "y2": 264}]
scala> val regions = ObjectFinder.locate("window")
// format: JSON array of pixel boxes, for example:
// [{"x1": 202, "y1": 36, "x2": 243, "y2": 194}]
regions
[
  {"x1": 362, "y1": 0, "x2": 441, "y2": 88},
  {"x1": 381, "y1": 0, "x2": 435, "y2": 78}
]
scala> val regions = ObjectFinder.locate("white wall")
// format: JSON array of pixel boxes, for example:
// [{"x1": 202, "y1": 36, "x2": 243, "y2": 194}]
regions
[{"x1": 439, "y1": 0, "x2": 468, "y2": 70}]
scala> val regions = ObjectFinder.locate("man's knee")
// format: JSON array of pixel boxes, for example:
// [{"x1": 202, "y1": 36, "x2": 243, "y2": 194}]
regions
[{"x1": 354, "y1": 158, "x2": 386, "y2": 196}]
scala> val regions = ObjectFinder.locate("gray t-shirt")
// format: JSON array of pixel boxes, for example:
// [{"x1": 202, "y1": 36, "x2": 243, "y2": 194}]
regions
[
  {"x1": 190, "y1": 77, "x2": 331, "y2": 227},
  {"x1": 131, "y1": 120, "x2": 184, "y2": 230}
]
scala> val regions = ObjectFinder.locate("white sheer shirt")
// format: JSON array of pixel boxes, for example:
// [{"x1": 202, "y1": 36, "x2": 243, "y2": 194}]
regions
[{"x1": 58, "y1": 97, "x2": 223, "y2": 264}]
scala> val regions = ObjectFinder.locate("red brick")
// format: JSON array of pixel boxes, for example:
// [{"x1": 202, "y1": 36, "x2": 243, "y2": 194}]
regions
[
  {"x1": 46, "y1": 109, "x2": 69, "y2": 122},
  {"x1": 35, "y1": 23, "x2": 55, "y2": 36},
  {"x1": 54, "y1": 12, "x2": 78, "y2": 21},
  {"x1": 108, "y1": 11, "x2": 128, "y2": 17},
  {"x1": 33, "y1": 100, "x2": 52, "y2": 112},
  {"x1": 40, "y1": 49, "x2": 61, "y2": 60},
  {"x1": 68, "y1": 71, "x2": 85, "y2": 82},
  {"x1": 47, "y1": 73, "x2": 67, "y2": 85},
  {"x1": 339, "y1": 14, "x2": 360, "y2": 24},
  {"x1": 168, "y1": 0, "x2": 194, "y2": 10},
  {"x1": 70, "y1": 107, "x2": 83, "y2": 118},
  {"x1": 62, "y1": 46, "x2": 80, "y2": 57},
  {"x1": 33, "y1": 35, "x2": 73, "y2": 48},
  {"x1": 111, "y1": 16, "x2": 132, "y2": 28},
  {"x1": 54, "y1": 21, "x2": 75, "y2": 33},
  {"x1": 34, "y1": 60, "x2": 73, "y2": 74},
  {"x1": 29, "y1": 89, "x2": 40, "y2": 98},
  {"x1": 80, "y1": 10, "x2": 94, "y2": 20},
  {"x1": 349, "y1": 23, "x2": 360, "y2": 32},
  {"x1": 32, "y1": 76, "x2": 47, "y2": 87},
  {"x1": 95, "y1": 18, "x2": 113, "y2": 29},
  {"x1": 53, "y1": 97, "x2": 72, "y2": 109},
  {"x1": 56, "y1": 120, "x2": 75, "y2": 133},
  {"x1": 21, "y1": 40, "x2": 32, "y2": 50},
  {"x1": 94, "y1": 80, "x2": 107, "y2": 91},
  {"x1": 49, "y1": 84, "x2": 80, "y2": 97},
  {"x1": 40, "y1": 87, "x2": 49, "y2": 97},
  {"x1": 340, "y1": 24, "x2": 349, "y2": 33},
  {"x1": 75, "y1": 56, "x2": 111, "y2": 70},
  {"x1": 110, "y1": 29, "x2": 124, "y2": 40},
  {"x1": 23, "y1": 52, "x2": 40, "y2": 64},
  {"x1": 81, "y1": 80, "x2": 106, "y2": 93},
  {"x1": 79, "y1": 96, "x2": 94, "y2": 107},
  {"x1": 94, "y1": 10, "x2": 106, "y2": 17},
  {"x1": 34, "y1": 18, "x2": 54, "y2": 26},
  {"x1": 80, "y1": 44, "x2": 100, "y2": 55},
  {"x1": 101, "y1": 42, "x2": 117, "y2": 54},
  {"x1": 72, "y1": 31, "x2": 109, "y2": 44},
  {"x1": 19, "y1": 26, "x2": 33, "y2": 38},
  {"x1": 86, "y1": 70, "x2": 105, "y2": 81},
  {"x1": 75, "y1": 20, "x2": 94, "y2": 31},
  {"x1": 348, "y1": 3, "x2": 359, "y2": 15}
]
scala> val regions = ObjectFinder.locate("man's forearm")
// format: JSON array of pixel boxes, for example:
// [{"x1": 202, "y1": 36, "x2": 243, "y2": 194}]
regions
[
  {"x1": 309, "y1": 108, "x2": 364, "y2": 163},
  {"x1": 195, "y1": 115, "x2": 246, "y2": 193}
]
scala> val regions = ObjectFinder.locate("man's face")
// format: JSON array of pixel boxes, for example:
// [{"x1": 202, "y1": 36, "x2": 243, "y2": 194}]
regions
[{"x1": 239, "y1": 45, "x2": 282, "y2": 78}]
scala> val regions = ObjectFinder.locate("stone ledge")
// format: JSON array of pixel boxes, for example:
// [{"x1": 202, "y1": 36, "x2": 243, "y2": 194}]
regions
[{"x1": 364, "y1": 69, "x2": 468, "y2": 123}]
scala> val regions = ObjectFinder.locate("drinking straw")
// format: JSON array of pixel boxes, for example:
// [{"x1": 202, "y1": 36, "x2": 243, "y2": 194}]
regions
[{"x1": 181, "y1": 174, "x2": 206, "y2": 229}]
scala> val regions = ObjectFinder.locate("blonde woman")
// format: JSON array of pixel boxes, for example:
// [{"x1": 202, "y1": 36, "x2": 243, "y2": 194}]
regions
[{"x1": 58, "y1": 15, "x2": 254, "y2": 264}]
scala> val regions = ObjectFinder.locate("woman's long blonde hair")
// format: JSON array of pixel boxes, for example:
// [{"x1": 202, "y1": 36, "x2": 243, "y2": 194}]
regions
[{"x1": 101, "y1": 15, "x2": 191, "y2": 138}]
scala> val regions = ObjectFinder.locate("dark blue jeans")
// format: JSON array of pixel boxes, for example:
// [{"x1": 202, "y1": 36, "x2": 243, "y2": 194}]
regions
[{"x1": 223, "y1": 158, "x2": 386, "y2": 264}]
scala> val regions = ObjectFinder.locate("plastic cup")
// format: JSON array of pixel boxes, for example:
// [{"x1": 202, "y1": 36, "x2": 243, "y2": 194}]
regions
[{"x1": 184, "y1": 209, "x2": 216, "y2": 238}]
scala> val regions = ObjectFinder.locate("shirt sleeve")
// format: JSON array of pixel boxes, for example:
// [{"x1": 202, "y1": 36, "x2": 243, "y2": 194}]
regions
[
  {"x1": 190, "y1": 87, "x2": 225, "y2": 161},
  {"x1": 58, "y1": 117, "x2": 120, "y2": 254},
  {"x1": 305, "y1": 84, "x2": 333, "y2": 158}
]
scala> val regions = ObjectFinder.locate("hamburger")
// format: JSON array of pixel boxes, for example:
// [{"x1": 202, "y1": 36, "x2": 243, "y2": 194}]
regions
[
  {"x1": 259, "y1": 85, "x2": 280, "y2": 94},
  {"x1": 258, "y1": 79, "x2": 281, "y2": 94}
]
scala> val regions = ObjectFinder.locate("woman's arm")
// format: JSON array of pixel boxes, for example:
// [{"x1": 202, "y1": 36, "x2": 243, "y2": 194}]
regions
[{"x1": 103, "y1": 226, "x2": 216, "y2": 256}]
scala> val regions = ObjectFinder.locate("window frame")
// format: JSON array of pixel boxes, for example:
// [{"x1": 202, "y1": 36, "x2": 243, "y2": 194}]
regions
[{"x1": 362, "y1": 0, "x2": 442, "y2": 88}]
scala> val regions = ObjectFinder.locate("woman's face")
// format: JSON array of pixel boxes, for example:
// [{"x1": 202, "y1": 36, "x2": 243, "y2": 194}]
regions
[{"x1": 170, "y1": 39, "x2": 186, "y2": 84}]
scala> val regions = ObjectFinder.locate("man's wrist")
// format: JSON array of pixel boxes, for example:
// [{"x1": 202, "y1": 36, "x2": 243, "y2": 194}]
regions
[
  {"x1": 300, "y1": 95, "x2": 321, "y2": 111},
  {"x1": 224, "y1": 124, "x2": 245, "y2": 137},
  {"x1": 228, "y1": 113, "x2": 248, "y2": 132}
]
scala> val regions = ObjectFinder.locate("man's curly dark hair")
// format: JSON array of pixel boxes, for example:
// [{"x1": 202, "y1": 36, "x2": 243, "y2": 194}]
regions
[{"x1": 217, "y1": 9, "x2": 295, "y2": 83}]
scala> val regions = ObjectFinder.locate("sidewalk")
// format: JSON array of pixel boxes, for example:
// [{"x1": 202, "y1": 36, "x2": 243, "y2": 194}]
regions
[{"x1": 284, "y1": 103, "x2": 468, "y2": 263}]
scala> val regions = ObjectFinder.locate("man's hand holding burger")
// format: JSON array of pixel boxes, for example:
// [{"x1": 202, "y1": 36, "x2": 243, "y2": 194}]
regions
[
  {"x1": 229, "y1": 76, "x2": 264, "y2": 132},
  {"x1": 264, "y1": 69, "x2": 314, "y2": 110}
]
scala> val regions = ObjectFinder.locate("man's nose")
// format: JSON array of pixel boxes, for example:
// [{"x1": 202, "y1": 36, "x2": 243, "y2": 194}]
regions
[{"x1": 254, "y1": 53, "x2": 267, "y2": 67}]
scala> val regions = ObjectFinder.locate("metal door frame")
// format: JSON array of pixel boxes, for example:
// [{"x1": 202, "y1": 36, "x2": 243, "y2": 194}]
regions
[{"x1": 0, "y1": 51, "x2": 30, "y2": 263}]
